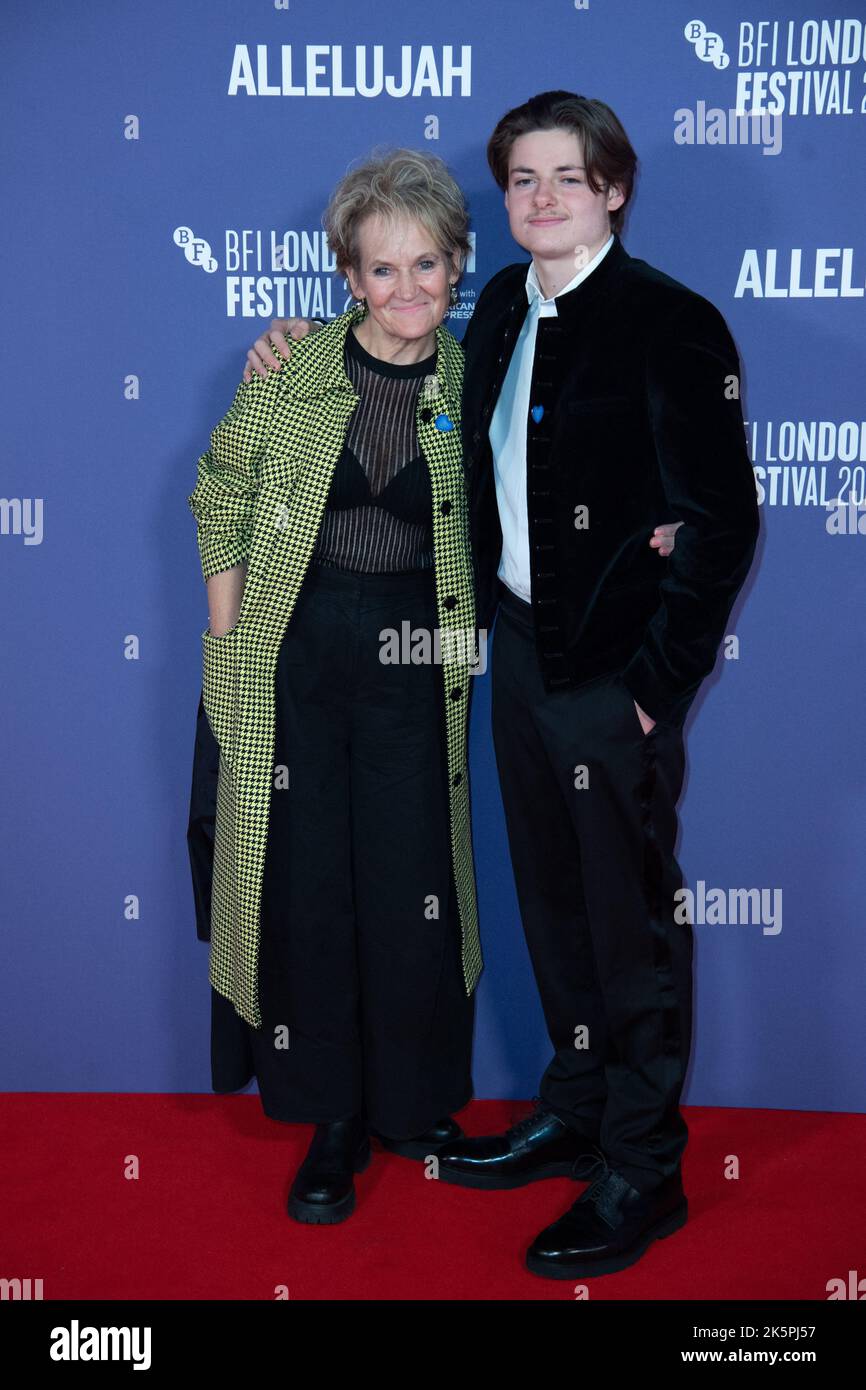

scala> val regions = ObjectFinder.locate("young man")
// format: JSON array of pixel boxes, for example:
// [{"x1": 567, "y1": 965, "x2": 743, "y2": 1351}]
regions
[
  {"x1": 434, "y1": 91, "x2": 758, "y2": 1278},
  {"x1": 240, "y1": 91, "x2": 759, "y2": 1279}
]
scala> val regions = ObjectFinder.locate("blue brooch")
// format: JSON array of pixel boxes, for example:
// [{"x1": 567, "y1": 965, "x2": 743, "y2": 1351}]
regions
[
  {"x1": 434, "y1": 413, "x2": 455, "y2": 432},
  {"x1": 531, "y1": 404, "x2": 545, "y2": 423}
]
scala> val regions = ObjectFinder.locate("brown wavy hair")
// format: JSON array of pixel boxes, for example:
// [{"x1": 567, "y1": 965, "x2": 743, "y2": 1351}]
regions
[{"x1": 486, "y1": 91, "x2": 637, "y2": 235}]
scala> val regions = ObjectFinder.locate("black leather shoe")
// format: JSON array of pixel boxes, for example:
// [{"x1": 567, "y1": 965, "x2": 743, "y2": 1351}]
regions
[
  {"x1": 287, "y1": 1116, "x2": 371, "y2": 1225},
  {"x1": 526, "y1": 1152, "x2": 688, "y2": 1278},
  {"x1": 435, "y1": 1100, "x2": 600, "y2": 1189},
  {"x1": 372, "y1": 1116, "x2": 464, "y2": 1161}
]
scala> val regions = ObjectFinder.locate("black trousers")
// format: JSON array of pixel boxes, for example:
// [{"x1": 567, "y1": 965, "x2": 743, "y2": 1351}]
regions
[
  {"x1": 204, "y1": 562, "x2": 474, "y2": 1139},
  {"x1": 491, "y1": 582, "x2": 693, "y2": 1193}
]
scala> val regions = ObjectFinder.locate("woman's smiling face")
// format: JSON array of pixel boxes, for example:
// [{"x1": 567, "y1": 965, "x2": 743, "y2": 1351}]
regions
[{"x1": 346, "y1": 212, "x2": 456, "y2": 345}]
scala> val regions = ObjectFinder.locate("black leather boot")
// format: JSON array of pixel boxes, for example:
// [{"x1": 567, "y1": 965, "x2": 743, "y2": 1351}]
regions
[
  {"x1": 372, "y1": 1115, "x2": 464, "y2": 1161},
  {"x1": 436, "y1": 1101, "x2": 600, "y2": 1189},
  {"x1": 526, "y1": 1155, "x2": 688, "y2": 1278},
  {"x1": 287, "y1": 1115, "x2": 371, "y2": 1225}
]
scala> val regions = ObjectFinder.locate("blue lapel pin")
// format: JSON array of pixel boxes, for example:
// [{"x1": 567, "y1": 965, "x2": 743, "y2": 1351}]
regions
[
  {"x1": 531, "y1": 404, "x2": 545, "y2": 423},
  {"x1": 434, "y1": 413, "x2": 454, "y2": 432}
]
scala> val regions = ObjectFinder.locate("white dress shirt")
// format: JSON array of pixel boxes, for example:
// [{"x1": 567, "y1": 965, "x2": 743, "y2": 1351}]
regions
[{"x1": 488, "y1": 233, "x2": 615, "y2": 603}]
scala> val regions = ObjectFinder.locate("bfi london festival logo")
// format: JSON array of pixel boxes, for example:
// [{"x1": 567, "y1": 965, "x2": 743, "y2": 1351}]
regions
[
  {"x1": 733, "y1": 242, "x2": 866, "y2": 517},
  {"x1": 173, "y1": 226, "x2": 217, "y2": 274},
  {"x1": 679, "y1": 21, "x2": 781, "y2": 153},
  {"x1": 745, "y1": 414, "x2": 866, "y2": 515},
  {"x1": 173, "y1": 227, "x2": 477, "y2": 321},
  {"x1": 173, "y1": 225, "x2": 339, "y2": 318},
  {"x1": 688, "y1": 16, "x2": 866, "y2": 117},
  {"x1": 685, "y1": 19, "x2": 730, "y2": 69}
]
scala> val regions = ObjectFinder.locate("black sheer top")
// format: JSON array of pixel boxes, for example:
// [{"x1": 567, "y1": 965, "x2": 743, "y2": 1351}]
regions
[{"x1": 311, "y1": 326, "x2": 437, "y2": 573}]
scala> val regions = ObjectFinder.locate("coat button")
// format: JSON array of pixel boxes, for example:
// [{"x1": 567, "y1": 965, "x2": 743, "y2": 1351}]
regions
[
  {"x1": 450, "y1": 687, "x2": 462, "y2": 701},
  {"x1": 444, "y1": 595, "x2": 457, "y2": 610},
  {"x1": 472, "y1": 430, "x2": 481, "y2": 445},
  {"x1": 440, "y1": 499, "x2": 452, "y2": 515},
  {"x1": 452, "y1": 772, "x2": 463, "y2": 787},
  {"x1": 420, "y1": 407, "x2": 432, "y2": 422}
]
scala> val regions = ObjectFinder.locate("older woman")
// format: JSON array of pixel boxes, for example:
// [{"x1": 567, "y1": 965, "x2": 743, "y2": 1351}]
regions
[{"x1": 188, "y1": 150, "x2": 480, "y2": 1224}]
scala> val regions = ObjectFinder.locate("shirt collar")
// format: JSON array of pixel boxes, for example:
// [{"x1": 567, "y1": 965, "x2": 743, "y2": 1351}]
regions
[{"x1": 525, "y1": 233, "x2": 615, "y2": 317}]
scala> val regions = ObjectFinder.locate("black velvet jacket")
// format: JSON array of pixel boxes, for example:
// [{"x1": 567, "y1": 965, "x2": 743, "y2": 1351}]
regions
[{"x1": 462, "y1": 232, "x2": 760, "y2": 728}]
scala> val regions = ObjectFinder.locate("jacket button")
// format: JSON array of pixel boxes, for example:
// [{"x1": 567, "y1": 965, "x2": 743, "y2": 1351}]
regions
[
  {"x1": 450, "y1": 687, "x2": 462, "y2": 701},
  {"x1": 440, "y1": 499, "x2": 452, "y2": 515},
  {"x1": 472, "y1": 429, "x2": 481, "y2": 445},
  {"x1": 452, "y1": 772, "x2": 463, "y2": 787},
  {"x1": 444, "y1": 595, "x2": 457, "y2": 610},
  {"x1": 420, "y1": 407, "x2": 432, "y2": 422}
]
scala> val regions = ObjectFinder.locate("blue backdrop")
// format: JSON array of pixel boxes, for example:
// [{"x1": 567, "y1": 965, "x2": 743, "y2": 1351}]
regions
[{"x1": 3, "y1": 0, "x2": 865, "y2": 1111}]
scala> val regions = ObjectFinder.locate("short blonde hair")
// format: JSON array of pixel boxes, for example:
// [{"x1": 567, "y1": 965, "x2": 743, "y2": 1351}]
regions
[{"x1": 323, "y1": 147, "x2": 471, "y2": 282}]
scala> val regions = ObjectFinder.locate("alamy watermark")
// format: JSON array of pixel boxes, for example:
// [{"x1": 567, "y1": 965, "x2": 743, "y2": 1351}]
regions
[
  {"x1": 674, "y1": 102, "x2": 782, "y2": 155},
  {"x1": 675, "y1": 880, "x2": 783, "y2": 935},
  {"x1": 379, "y1": 622, "x2": 487, "y2": 674}
]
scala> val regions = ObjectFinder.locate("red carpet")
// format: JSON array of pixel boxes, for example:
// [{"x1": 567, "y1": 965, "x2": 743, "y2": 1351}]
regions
[{"x1": 2, "y1": 1096, "x2": 862, "y2": 1300}]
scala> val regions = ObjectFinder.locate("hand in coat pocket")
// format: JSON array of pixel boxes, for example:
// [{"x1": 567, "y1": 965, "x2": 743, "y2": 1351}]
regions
[{"x1": 201, "y1": 624, "x2": 241, "y2": 762}]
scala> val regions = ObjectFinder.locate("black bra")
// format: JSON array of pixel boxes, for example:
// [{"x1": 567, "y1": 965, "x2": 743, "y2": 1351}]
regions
[{"x1": 324, "y1": 445, "x2": 433, "y2": 528}]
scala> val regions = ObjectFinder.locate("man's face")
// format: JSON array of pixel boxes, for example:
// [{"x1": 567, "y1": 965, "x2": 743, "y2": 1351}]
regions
[{"x1": 503, "y1": 128, "x2": 624, "y2": 269}]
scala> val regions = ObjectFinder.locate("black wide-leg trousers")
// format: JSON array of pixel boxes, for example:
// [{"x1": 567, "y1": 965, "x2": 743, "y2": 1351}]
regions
[
  {"x1": 206, "y1": 562, "x2": 474, "y2": 1139},
  {"x1": 491, "y1": 582, "x2": 693, "y2": 1194}
]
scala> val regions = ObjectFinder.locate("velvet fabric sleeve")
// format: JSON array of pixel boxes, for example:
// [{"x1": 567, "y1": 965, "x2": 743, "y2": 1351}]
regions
[{"x1": 621, "y1": 296, "x2": 760, "y2": 727}]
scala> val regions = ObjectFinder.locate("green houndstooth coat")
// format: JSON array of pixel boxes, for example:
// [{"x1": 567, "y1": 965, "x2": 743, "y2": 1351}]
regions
[{"x1": 188, "y1": 302, "x2": 482, "y2": 1029}]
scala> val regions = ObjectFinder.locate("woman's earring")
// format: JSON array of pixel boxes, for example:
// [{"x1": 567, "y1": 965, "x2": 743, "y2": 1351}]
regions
[{"x1": 449, "y1": 283, "x2": 459, "y2": 305}]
